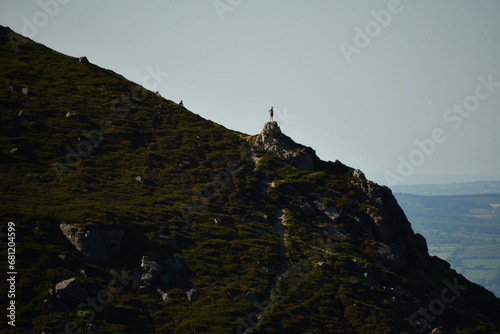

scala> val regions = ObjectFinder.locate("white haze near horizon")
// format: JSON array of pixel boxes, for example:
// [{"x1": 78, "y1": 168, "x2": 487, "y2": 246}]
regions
[{"x1": 1, "y1": 0, "x2": 500, "y2": 186}]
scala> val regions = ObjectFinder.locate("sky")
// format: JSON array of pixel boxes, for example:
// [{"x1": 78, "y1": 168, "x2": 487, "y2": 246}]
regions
[{"x1": 1, "y1": 0, "x2": 500, "y2": 185}]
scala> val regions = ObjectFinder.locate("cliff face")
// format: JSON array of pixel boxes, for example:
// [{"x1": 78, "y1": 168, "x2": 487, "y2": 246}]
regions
[
  {"x1": 1, "y1": 26, "x2": 499, "y2": 334},
  {"x1": 252, "y1": 122, "x2": 429, "y2": 271}
]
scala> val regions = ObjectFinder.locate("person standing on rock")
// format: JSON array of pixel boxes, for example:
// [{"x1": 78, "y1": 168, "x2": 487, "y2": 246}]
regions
[{"x1": 269, "y1": 107, "x2": 274, "y2": 122}]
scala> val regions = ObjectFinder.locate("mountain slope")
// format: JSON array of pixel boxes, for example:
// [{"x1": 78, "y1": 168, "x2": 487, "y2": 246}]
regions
[{"x1": 1, "y1": 26, "x2": 499, "y2": 334}]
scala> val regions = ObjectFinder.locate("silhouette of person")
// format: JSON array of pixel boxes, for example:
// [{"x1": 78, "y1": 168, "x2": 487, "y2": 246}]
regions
[
  {"x1": 269, "y1": 107, "x2": 274, "y2": 122},
  {"x1": 179, "y1": 100, "x2": 183, "y2": 107}
]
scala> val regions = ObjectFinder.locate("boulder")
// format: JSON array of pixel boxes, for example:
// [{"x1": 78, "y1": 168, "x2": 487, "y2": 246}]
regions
[
  {"x1": 55, "y1": 278, "x2": 87, "y2": 306},
  {"x1": 139, "y1": 256, "x2": 162, "y2": 291},
  {"x1": 78, "y1": 56, "x2": 89, "y2": 64},
  {"x1": 65, "y1": 112, "x2": 80, "y2": 122},
  {"x1": 141, "y1": 256, "x2": 162, "y2": 280},
  {"x1": 18, "y1": 110, "x2": 26, "y2": 121},
  {"x1": 161, "y1": 292, "x2": 172, "y2": 302},
  {"x1": 185, "y1": 288, "x2": 199, "y2": 302},
  {"x1": 21, "y1": 87, "x2": 29, "y2": 95},
  {"x1": 59, "y1": 223, "x2": 124, "y2": 265}
]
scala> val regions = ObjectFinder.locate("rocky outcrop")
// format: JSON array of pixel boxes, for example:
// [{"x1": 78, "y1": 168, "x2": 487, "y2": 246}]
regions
[
  {"x1": 359, "y1": 180, "x2": 430, "y2": 270},
  {"x1": 54, "y1": 278, "x2": 87, "y2": 307},
  {"x1": 135, "y1": 175, "x2": 144, "y2": 184},
  {"x1": 78, "y1": 56, "x2": 89, "y2": 64},
  {"x1": 185, "y1": 288, "x2": 199, "y2": 302},
  {"x1": 59, "y1": 223, "x2": 124, "y2": 265},
  {"x1": 252, "y1": 122, "x2": 320, "y2": 171},
  {"x1": 140, "y1": 256, "x2": 162, "y2": 292}
]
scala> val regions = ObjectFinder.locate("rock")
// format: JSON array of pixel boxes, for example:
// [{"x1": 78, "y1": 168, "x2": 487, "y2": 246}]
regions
[
  {"x1": 21, "y1": 87, "x2": 29, "y2": 95},
  {"x1": 139, "y1": 273, "x2": 155, "y2": 292},
  {"x1": 252, "y1": 122, "x2": 319, "y2": 171},
  {"x1": 185, "y1": 288, "x2": 199, "y2": 302},
  {"x1": 59, "y1": 223, "x2": 124, "y2": 265},
  {"x1": 18, "y1": 110, "x2": 26, "y2": 121},
  {"x1": 358, "y1": 181, "x2": 430, "y2": 269},
  {"x1": 55, "y1": 278, "x2": 88, "y2": 306},
  {"x1": 352, "y1": 169, "x2": 366, "y2": 180},
  {"x1": 161, "y1": 292, "x2": 172, "y2": 302},
  {"x1": 139, "y1": 256, "x2": 162, "y2": 291},
  {"x1": 135, "y1": 175, "x2": 144, "y2": 184},
  {"x1": 78, "y1": 56, "x2": 89, "y2": 64},
  {"x1": 313, "y1": 200, "x2": 339, "y2": 221},
  {"x1": 10, "y1": 148, "x2": 19, "y2": 155},
  {"x1": 58, "y1": 254, "x2": 74, "y2": 265},
  {"x1": 324, "y1": 206, "x2": 340, "y2": 221},
  {"x1": 65, "y1": 112, "x2": 80, "y2": 122},
  {"x1": 141, "y1": 256, "x2": 162, "y2": 279}
]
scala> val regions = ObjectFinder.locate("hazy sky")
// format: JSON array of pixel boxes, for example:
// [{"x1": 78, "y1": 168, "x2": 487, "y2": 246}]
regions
[{"x1": 1, "y1": 0, "x2": 499, "y2": 185}]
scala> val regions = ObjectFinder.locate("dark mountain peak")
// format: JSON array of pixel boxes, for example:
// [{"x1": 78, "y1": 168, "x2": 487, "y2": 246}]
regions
[{"x1": 252, "y1": 121, "x2": 320, "y2": 171}]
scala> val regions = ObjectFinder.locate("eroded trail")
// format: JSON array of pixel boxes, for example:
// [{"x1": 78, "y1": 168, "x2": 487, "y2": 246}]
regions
[{"x1": 274, "y1": 209, "x2": 288, "y2": 277}]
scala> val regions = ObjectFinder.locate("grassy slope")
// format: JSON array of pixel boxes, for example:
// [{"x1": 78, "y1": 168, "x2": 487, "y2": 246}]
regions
[{"x1": 1, "y1": 26, "x2": 499, "y2": 333}]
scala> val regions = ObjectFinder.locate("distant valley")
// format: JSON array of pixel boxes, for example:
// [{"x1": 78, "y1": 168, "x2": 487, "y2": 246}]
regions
[{"x1": 392, "y1": 181, "x2": 500, "y2": 296}]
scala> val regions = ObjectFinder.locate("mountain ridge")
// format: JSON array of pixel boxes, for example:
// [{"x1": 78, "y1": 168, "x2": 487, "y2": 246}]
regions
[{"x1": 1, "y1": 25, "x2": 499, "y2": 333}]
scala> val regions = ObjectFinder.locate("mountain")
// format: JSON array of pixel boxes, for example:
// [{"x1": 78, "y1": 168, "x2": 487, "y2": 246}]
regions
[
  {"x1": 1, "y1": 25, "x2": 499, "y2": 334},
  {"x1": 391, "y1": 181, "x2": 500, "y2": 196}
]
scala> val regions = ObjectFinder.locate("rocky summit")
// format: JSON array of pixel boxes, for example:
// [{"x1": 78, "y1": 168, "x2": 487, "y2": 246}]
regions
[{"x1": 0, "y1": 25, "x2": 499, "y2": 333}]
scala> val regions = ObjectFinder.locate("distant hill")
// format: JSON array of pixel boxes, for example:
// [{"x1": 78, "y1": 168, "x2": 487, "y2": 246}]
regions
[
  {"x1": 394, "y1": 193, "x2": 500, "y2": 297},
  {"x1": 391, "y1": 180, "x2": 500, "y2": 196},
  {"x1": 1, "y1": 25, "x2": 499, "y2": 333}
]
